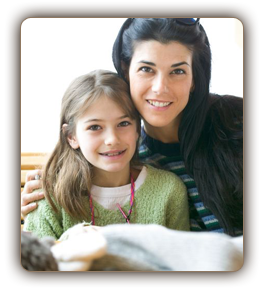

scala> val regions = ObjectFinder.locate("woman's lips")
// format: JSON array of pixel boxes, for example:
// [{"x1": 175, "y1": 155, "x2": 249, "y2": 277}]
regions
[{"x1": 146, "y1": 100, "x2": 172, "y2": 110}]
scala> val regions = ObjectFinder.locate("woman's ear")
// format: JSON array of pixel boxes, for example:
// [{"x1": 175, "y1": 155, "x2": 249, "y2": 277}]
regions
[
  {"x1": 136, "y1": 131, "x2": 139, "y2": 141},
  {"x1": 190, "y1": 81, "x2": 195, "y2": 92},
  {"x1": 121, "y1": 61, "x2": 129, "y2": 81},
  {"x1": 62, "y1": 124, "x2": 79, "y2": 149}
]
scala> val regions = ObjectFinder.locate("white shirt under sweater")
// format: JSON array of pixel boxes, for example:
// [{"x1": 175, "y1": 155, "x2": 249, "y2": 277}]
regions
[{"x1": 91, "y1": 166, "x2": 147, "y2": 210}]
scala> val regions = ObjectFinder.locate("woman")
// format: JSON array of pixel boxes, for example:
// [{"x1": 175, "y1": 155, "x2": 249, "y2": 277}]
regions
[{"x1": 21, "y1": 18, "x2": 243, "y2": 236}]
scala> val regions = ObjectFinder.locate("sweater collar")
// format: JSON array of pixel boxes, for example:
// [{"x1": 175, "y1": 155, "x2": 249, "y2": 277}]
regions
[{"x1": 141, "y1": 127, "x2": 181, "y2": 157}]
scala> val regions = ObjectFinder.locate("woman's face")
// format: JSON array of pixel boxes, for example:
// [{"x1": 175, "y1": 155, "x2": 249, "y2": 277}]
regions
[{"x1": 128, "y1": 40, "x2": 194, "y2": 130}]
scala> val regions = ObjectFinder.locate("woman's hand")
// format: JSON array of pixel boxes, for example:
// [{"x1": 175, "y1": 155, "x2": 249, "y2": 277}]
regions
[{"x1": 21, "y1": 169, "x2": 45, "y2": 219}]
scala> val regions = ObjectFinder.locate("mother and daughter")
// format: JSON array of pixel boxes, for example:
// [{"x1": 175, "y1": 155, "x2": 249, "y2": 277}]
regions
[
  {"x1": 22, "y1": 18, "x2": 243, "y2": 239},
  {"x1": 24, "y1": 69, "x2": 189, "y2": 238}
]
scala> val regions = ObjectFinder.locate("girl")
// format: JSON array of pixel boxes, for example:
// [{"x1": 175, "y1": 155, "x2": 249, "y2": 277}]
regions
[{"x1": 23, "y1": 70, "x2": 189, "y2": 239}]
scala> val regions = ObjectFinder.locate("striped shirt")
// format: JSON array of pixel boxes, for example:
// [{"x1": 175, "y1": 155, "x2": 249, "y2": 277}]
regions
[{"x1": 138, "y1": 127, "x2": 224, "y2": 233}]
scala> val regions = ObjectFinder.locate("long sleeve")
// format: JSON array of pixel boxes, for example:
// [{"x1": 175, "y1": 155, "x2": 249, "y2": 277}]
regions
[{"x1": 23, "y1": 197, "x2": 64, "y2": 240}]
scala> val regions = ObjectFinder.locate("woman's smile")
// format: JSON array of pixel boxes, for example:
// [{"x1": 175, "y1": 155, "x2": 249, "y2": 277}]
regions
[
  {"x1": 129, "y1": 40, "x2": 194, "y2": 133},
  {"x1": 146, "y1": 99, "x2": 173, "y2": 110}
]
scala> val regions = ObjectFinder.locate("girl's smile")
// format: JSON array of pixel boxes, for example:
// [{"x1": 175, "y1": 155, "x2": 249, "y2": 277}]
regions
[
  {"x1": 68, "y1": 95, "x2": 139, "y2": 186},
  {"x1": 99, "y1": 149, "x2": 127, "y2": 159}
]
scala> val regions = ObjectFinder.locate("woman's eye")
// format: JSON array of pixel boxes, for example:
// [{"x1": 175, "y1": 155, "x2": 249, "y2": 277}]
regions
[
  {"x1": 171, "y1": 69, "x2": 185, "y2": 75},
  {"x1": 139, "y1": 67, "x2": 153, "y2": 73},
  {"x1": 88, "y1": 125, "x2": 101, "y2": 131},
  {"x1": 118, "y1": 121, "x2": 131, "y2": 127}
]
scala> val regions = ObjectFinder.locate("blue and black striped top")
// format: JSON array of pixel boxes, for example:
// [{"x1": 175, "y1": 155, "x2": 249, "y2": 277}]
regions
[{"x1": 138, "y1": 127, "x2": 224, "y2": 233}]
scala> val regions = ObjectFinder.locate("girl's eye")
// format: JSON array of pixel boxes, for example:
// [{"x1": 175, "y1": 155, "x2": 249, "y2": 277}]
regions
[
  {"x1": 88, "y1": 125, "x2": 102, "y2": 131},
  {"x1": 139, "y1": 66, "x2": 153, "y2": 73},
  {"x1": 171, "y1": 68, "x2": 186, "y2": 75},
  {"x1": 118, "y1": 121, "x2": 131, "y2": 127}
]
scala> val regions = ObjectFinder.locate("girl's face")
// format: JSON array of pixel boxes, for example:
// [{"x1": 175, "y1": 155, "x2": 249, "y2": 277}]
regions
[
  {"x1": 68, "y1": 95, "x2": 138, "y2": 180},
  {"x1": 128, "y1": 40, "x2": 194, "y2": 131}
]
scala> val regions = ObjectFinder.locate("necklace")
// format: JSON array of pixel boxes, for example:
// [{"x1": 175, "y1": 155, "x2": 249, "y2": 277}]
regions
[{"x1": 88, "y1": 174, "x2": 135, "y2": 225}]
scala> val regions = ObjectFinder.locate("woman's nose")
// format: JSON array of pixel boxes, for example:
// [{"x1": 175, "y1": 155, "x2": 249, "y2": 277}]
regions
[
  {"x1": 104, "y1": 129, "x2": 120, "y2": 146},
  {"x1": 152, "y1": 74, "x2": 169, "y2": 95}
]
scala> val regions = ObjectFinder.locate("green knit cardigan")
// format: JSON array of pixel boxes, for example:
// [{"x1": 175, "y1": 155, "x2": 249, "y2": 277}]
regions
[{"x1": 24, "y1": 165, "x2": 190, "y2": 240}]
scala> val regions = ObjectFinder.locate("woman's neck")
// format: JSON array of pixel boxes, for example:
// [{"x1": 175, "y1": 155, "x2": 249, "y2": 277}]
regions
[
  {"x1": 143, "y1": 115, "x2": 181, "y2": 144},
  {"x1": 92, "y1": 166, "x2": 140, "y2": 188}
]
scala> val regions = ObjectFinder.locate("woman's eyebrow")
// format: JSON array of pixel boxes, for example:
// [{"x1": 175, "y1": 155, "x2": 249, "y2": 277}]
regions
[
  {"x1": 138, "y1": 60, "x2": 190, "y2": 67},
  {"x1": 138, "y1": 60, "x2": 156, "y2": 66},
  {"x1": 171, "y1": 61, "x2": 190, "y2": 67}
]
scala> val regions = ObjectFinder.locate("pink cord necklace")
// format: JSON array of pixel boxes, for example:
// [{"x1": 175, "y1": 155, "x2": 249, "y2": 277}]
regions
[{"x1": 89, "y1": 174, "x2": 135, "y2": 225}]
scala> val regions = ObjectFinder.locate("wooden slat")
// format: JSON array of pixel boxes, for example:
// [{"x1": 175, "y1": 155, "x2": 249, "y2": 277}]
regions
[
  {"x1": 21, "y1": 153, "x2": 49, "y2": 186},
  {"x1": 21, "y1": 152, "x2": 47, "y2": 156},
  {"x1": 21, "y1": 153, "x2": 49, "y2": 170}
]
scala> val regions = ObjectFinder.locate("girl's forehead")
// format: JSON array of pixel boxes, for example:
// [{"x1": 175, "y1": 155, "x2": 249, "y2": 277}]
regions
[{"x1": 79, "y1": 94, "x2": 129, "y2": 120}]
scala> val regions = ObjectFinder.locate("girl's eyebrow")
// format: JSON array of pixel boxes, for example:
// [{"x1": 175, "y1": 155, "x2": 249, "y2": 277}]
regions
[
  {"x1": 84, "y1": 115, "x2": 130, "y2": 123},
  {"x1": 138, "y1": 60, "x2": 190, "y2": 67},
  {"x1": 84, "y1": 118, "x2": 102, "y2": 123}
]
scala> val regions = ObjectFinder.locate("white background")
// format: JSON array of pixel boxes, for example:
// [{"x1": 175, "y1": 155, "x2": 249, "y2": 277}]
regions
[
  {"x1": 21, "y1": 17, "x2": 243, "y2": 152},
  {"x1": 0, "y1": 1, "x2": 3, "y2": 288}
]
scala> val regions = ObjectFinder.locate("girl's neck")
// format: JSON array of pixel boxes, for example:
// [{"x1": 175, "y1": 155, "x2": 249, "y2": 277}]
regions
[
  {"x1": 92, "y1": 166, "x2": 140, "y2": 188},
  {"x1": 143, "y1": 114, "x2": 181, "y2": 144}
]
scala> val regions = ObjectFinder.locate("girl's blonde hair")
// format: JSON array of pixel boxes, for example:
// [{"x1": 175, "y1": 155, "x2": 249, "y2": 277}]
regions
[{"x1": 43, "y1": 70, "x2": 141, "y2": 220}]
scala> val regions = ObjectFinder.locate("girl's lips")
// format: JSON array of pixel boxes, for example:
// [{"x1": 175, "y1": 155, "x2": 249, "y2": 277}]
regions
[
  {"x1": 99, "y1": 149, "x2": 126, "y2": 157},
  {"x1": 99, "y1": 149, "x2": 126, "y2": 156}
]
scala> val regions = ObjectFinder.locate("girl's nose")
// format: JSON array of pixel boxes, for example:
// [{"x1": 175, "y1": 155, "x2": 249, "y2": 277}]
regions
[
  {"x1": 104, "y1": 129, "x2": 120, "y2": 146},
  {"x1": 152, "y1": 74, "x2": 169, "y2": 95}
]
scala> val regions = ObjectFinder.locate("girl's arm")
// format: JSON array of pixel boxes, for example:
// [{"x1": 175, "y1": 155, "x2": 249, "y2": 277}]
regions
[{"x1": 23, "y1": 192, "x2": 63, "y2": 240}]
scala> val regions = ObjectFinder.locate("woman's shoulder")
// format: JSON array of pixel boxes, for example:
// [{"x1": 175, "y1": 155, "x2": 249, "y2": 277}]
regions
[
  {"x1": 204, "y1": 94, "x2": 243, "y2": 141},
  {"x1": 208, "y1": 93, "x2": 243, "y2": 118}
]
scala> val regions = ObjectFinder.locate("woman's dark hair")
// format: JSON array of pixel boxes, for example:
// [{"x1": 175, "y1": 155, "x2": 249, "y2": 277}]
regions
[
  {"x1": 112, "y1": 18, "x2": 243, "y2": 236},
  {"x1": 195, "y1": 94, "x2": 243, "y2": 236}
]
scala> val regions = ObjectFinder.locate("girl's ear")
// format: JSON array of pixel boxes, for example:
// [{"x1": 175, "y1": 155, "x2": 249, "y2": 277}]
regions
[{"x1": 62, "y1": 124, "x2": 79, "y2": 149}]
